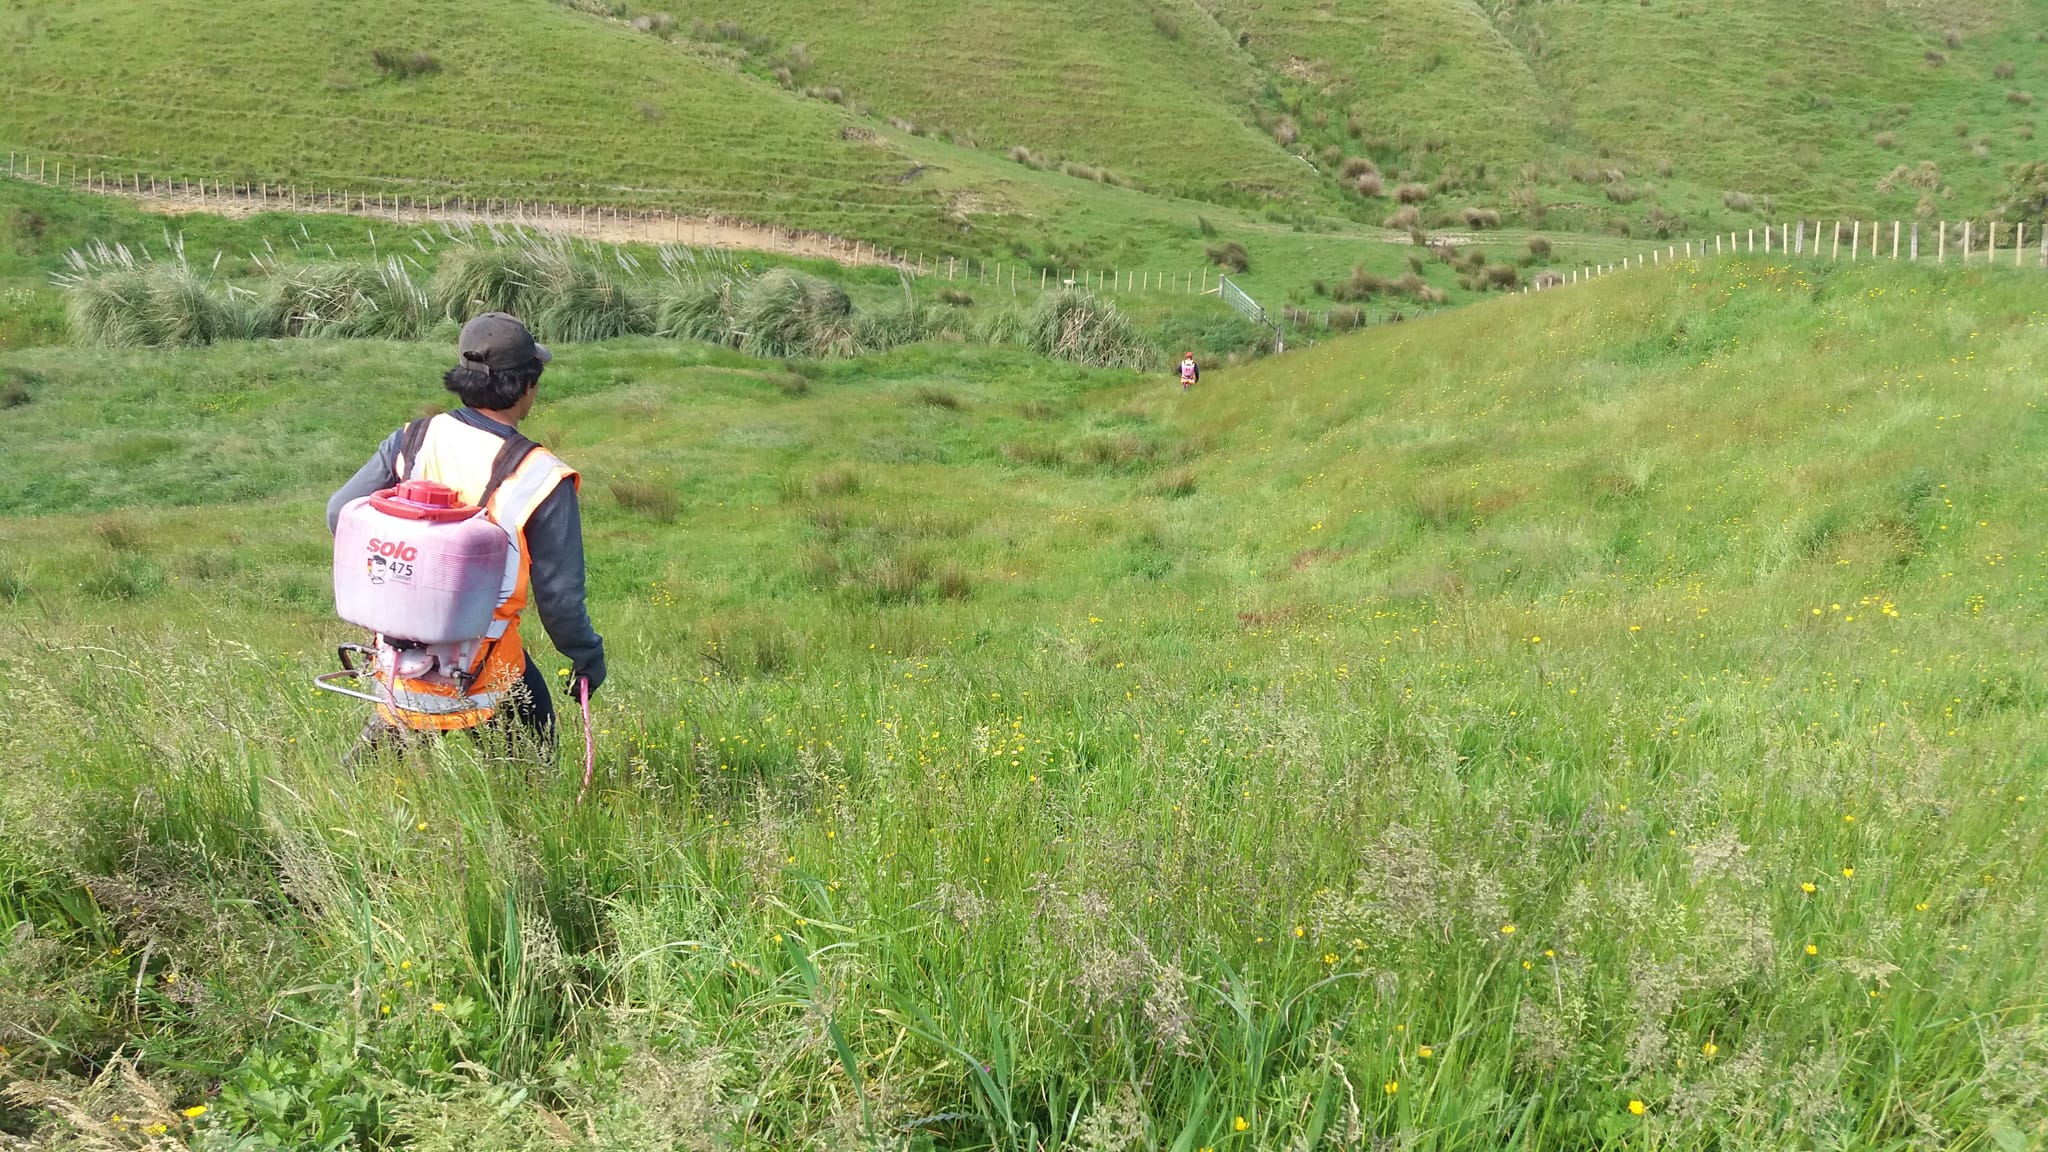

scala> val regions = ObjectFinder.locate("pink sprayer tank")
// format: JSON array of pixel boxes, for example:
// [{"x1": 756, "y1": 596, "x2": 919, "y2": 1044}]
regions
[{"x1": 333, "y1": 480, "x2": 510, "y2": 644}]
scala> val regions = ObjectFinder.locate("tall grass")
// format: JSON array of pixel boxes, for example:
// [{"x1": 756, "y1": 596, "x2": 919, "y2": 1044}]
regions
[
  {"x1": 61, "y1": 242, "x2": 251, "y2": 347},
  {"x1": 653, "y1": 276, "x2": 741, "y2": 344},
  {"x1": 1022, "y1": 287, "x2": 1153, "y2": 369},
  {"x1": 732, "y1": 268, "x2": 856, "y2": 359},
  {"x1": 4, "y1": 259, "x2": 2048, "y2": 1149},
  {"x1": 259, "y1": 258, "x2": 433, "y2": 339}
]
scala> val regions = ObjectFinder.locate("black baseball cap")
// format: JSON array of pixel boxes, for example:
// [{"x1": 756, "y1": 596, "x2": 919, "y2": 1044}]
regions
[{"x1": 457, "y1": 312, "x2": 552, "y2": 371}]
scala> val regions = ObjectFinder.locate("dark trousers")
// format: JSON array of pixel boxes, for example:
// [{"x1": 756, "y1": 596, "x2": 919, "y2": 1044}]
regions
[
  {"x1": 500, "y1": 654, "x2": 556, "y2": 743},
  {"x1": 345, "y1": 652, "x2": 555, "y2": 766}
]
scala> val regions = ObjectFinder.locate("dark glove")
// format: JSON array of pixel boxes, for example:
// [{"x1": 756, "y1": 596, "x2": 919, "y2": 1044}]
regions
[{"x1": 566, "y1": 659, "x2": 605, "y2": 700}]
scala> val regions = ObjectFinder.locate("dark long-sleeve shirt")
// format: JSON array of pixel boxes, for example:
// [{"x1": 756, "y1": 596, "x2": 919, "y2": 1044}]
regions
[{"x1": 326, "y1": 408, "x2": 606, "y2": 693}]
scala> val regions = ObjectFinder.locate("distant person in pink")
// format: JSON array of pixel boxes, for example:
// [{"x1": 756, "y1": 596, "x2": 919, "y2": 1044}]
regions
[{"x1": 1178, "y1": 351, "x2": 1200, "y2": 391}]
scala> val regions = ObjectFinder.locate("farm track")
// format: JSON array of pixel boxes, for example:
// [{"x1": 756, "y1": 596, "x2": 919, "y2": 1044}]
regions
[{"x1": 82, "y1": 181, "x2": 912, "y2": 268}]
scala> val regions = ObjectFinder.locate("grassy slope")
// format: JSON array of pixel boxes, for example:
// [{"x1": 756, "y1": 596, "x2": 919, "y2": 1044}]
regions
[
  {"x1": 655, "y1": 0, "x2": 1313, "y2": 203},
  {"x1": 3, "y1": 255, "x2": 2045, "y2": 1148},
  {"x1": 0, "y1": 0, "x2": 942, "y2": 235},
  {"x1": 11, "y1": 0, "x2": 2048, "y2": 264},
  {"x1": 1211, "y1": 0, "x2": 2048, "y2": 228}
]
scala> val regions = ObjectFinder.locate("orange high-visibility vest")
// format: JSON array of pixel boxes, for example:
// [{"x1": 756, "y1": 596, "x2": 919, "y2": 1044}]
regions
[{"x1": 376, "y1": 412, "x2": 578, "y2": 731}]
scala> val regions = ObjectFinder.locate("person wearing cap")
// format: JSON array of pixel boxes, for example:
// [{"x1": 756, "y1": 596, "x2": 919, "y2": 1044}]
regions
[
  {"x1": 325, "y1": 312, "x2": 605, "y2": 751},
  {"x1": 1178, "y1": 351, "x2": 1200, "y2": 391}
]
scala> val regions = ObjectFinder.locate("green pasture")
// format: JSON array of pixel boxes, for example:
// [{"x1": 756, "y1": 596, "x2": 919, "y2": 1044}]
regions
[
  {"x1": 9, "y1": 0, "x2": 2048, "y2": 268},
  {"x1": 2, "y1": 253, "x2": 2045, "y2": 1148}
]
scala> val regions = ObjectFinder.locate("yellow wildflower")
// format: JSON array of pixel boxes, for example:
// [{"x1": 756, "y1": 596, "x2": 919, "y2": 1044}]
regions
[{"x1": 1628, "y1": 1100, "x2": 1646, "y2": 1116}]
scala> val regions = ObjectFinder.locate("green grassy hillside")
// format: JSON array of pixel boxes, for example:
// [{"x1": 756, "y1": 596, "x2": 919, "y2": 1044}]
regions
[
  {"x1": 1220, "y1": 0, "x2": 2048, "y2": 231},
  {"x1": 12, "y1": 0, "x2": 2048, "y2": 259},
  {"x1": 3, "y1": 255, "x2": 2045, "y2": 1148}
]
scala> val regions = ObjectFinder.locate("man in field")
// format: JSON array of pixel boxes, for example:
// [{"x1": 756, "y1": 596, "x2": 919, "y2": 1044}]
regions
[
  {"x1": 326, "y1": 312, "x2": 605, "y2": 752},
  {"x1": 1179, "y1": 351, "x2": 1200, "y2": 391}
]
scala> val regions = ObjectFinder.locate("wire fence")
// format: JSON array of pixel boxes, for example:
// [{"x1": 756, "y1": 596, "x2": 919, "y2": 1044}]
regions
[{"x1": 1, "y1": 149, "x2": 1221, "y2": 296}]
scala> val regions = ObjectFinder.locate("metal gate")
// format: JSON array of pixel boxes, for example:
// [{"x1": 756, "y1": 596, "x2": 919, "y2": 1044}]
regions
[{"x1": 1218, "y1": 275, "x2": 1284, "y2": 352}]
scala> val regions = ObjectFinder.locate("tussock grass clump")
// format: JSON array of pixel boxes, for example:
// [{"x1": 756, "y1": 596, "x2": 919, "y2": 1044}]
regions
[
  {"x1": 2008, "y1": 89, "x2": 2033, "y2": 105},
  {"x1": 733, "y1": 269, "x2": 855, "y2": 359},
  {"x1": 62, "y1": 245, "x2": 252, "y2": 348},
  {"x1": 1461, "y1": 207, "x2": 1501, "y2": 229},
  {"x1": 535, "y1": 258, "x2": 653, "y2": 343},
  {"x1": 372, "y1": 48, "x2": 442, "y2": 79},
  {"x1": 1354, "y1": 171, "x2": 1384, "y2": 196},
  {"x1": 910, "y1": 385, "x2": 965, "y2": 410},
  {"x1": 939, "y1": 288, "x2": 974, "y2": 307},
  {"x1": 609, "y1": 477, "x2": 680, "y2": 522},
  {"x1": 1393, "y1": 182, "x2": 1430, "y2": 204},
  {"x1": 1340, "y1": 156, "x2": 1379, "y2": 180},
  {"x1": 1382, "y1": 205, "x2": 1421, "y2": 231},
  {"x1": 1996, "y1": 60, "x2": 2017, "y2": 79},
  {"x1": 1149, "y1": 465, "x2": 1196, "y2": 497},
  {"x1": 1002, "y1": 437, "x2": 1066, "y2": 466},
  {"x1": 1605, "y1": 182, "x2": 1642, "y2": 204},
  {"x1": 1150, "y1": 7, "x2": 1180, "y2": 39},
  {"x1": 0, "y1": 368, "x2": 34, "y2": 409},
  {"x1": 432, "y1": 244, "x2": 548, "y2": 320},
  {"x1": 1527, "y1": 235, "x2": 1552, "y2": 258},
  {"x1": 1022, "y1": 288, "x2": 1153, "y2": 369},
  {"x1": 975, "y1": 306, "x2": 1026, "y2": 347},
  {"x1": 853, "y1": 300, "x2": 945, "y2": 353},
  {"x1": 654, "y1": 277, "x2": 740, "y2": 344},
  {"x1": 260, "y1": 259, "x2": 431, "y2": 340},
  {"x1": 1204, "y1": 240, "x2": 1250, "y2": 273}
]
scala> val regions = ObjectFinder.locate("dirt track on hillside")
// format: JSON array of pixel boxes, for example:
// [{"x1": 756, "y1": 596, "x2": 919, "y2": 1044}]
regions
[{"x1": 84, "y1": 181, "x2": 909, "y2": 267}]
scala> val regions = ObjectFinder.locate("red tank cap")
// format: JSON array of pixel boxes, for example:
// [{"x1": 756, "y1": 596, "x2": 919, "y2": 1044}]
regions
[{"x1": 369, "y1": 479, "x2": 480, "y2": 523}]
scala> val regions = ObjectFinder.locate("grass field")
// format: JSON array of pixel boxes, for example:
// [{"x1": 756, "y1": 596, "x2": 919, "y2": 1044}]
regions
[{"x1": 3, "y1": 252, "x2": 2046, "y2": 1148}]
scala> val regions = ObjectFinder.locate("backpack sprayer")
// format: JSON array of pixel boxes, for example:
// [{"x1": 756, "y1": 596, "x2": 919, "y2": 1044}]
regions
[{"x1": 318, "y1": 478, "x2": 597, "y2": 793}]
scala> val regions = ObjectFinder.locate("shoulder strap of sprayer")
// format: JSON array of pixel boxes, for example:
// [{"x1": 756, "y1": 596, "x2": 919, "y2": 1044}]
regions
[
  {"x1": 478, "y1": 432, "x2": 542, "y2": 517},
  {"x1": 393, "y1": 417, "x2": 434, "y2": 480}
]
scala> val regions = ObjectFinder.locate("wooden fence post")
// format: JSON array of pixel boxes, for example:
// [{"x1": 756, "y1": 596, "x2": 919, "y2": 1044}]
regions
[
  {"x1": 1832, "y1": 220, "x2": 1840, "y2": 259},
  {"x1": 1850, "y1": 221, "x2": 1858, "y2": 259},
  {"x1": 1989, "y1": 221, "x2": 1998, "y2": 264},
  {"x1": 1938, "y1": 222, "x2": 1945, "y2": 263},
  {"x1": 2017, "y1": 222, "x2": 2026, "y2": 266},
  {"x1": 1963, "y1": 220, "x2": 1972, "y2": 262},
  {"x1": 1911, "y1": 222, "x2": 1919, "y2": 261},
  {"x1": 1893, "y1": 221, "x2": 1901, "y2": 260}
]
